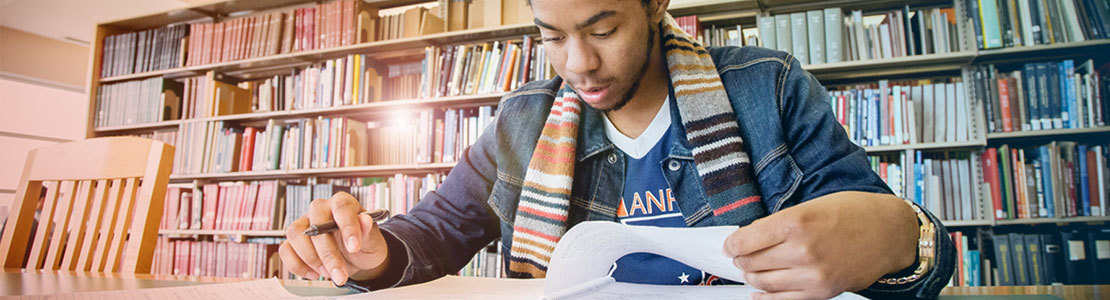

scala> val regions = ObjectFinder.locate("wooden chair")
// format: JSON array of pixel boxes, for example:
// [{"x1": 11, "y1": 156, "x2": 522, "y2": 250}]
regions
[{"x1": 0, "y1": 137, "x2": 174, "y2": 274}]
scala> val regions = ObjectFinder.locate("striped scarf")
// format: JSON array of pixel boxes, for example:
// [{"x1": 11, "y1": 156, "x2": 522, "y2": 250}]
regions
[{"x1": 508, "y1": 14, "x2": 767, "y2": 278}]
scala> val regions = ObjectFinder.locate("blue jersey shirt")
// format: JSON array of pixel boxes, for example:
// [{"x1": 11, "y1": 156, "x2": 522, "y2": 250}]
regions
[{"x1": 603, "y1": 97, "x2": 736, "y2": 286}]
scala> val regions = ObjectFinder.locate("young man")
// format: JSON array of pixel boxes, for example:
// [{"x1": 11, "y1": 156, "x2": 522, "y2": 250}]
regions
[{"x1": 278, "y1": 0, "x2": 956, "y2": 299}]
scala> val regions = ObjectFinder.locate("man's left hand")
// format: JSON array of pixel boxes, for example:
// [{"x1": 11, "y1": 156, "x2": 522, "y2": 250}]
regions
[{"x1": 723, "y1": 191, "x2": 919, "y2": 300}]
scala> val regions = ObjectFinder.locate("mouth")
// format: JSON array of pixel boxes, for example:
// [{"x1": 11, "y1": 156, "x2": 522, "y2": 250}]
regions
[{"x1": 576, "y1": 85, "x2": 610, "y2": 104}]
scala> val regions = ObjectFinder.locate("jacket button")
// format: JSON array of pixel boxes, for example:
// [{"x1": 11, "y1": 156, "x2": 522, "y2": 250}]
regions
[
  {"x1": 607, "y1": 153, "x2": 618, "y2": 164},
  {"x1": 668, "y1": 160, "x2": 681, "y2": 171}
]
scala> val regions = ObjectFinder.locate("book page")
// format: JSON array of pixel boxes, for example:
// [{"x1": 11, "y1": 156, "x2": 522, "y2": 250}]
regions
[
  {"x1": 543, "y1": 221, "x2": 866, "y2": 300},
  {"x1": 544, "y1": 221, "x2": 745, "y2": 295}
]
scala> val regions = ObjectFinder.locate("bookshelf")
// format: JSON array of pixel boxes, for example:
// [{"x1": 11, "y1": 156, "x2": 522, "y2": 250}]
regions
[{"x1": 85, "y1": 0, "x2": 1109, "y2": 287}]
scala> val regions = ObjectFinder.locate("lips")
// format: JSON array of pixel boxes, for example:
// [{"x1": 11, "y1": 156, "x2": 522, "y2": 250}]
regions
[{"x1": 576, "y1": 85, "x2": 610, "y2": 104}]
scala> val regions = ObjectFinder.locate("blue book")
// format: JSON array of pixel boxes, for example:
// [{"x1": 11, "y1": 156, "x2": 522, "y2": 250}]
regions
[
  {"x1": 915, "y1": 151, "x2": 924, "y2": 206},
  {"x1": 979, "y1": 0, "x2": 1004, "y2": 48},
  {"x1": 969, "y1": 250, "x2": 981, "y2": 286},
  {"x1": 871, "y1": 90, "x2": 880, "y2": 146},
  {"x1": 1063, "y1": 60, "x2": 1077, "y2": 129},
  {"x1": 1039, "y1": 146, "x2": 1055, "y2": 218},
  {"x1": 1023, "y1": 64, "x2": 1042, "y2": 130},
  {"x1": 1078, "y1": 145, "x2": 1090, "y2": 216}
]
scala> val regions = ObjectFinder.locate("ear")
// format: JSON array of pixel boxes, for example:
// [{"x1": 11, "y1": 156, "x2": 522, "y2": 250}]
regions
[{"x1": 649, "y1": 0, "x2": 670, "y2": 25}]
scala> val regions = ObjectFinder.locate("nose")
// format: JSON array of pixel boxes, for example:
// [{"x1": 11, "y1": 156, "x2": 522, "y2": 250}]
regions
[{"x1": 563, "y1": 38, "x2": 600, "y2": 76}]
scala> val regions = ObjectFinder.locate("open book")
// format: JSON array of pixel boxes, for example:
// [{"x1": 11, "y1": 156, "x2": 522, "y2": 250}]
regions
[
  {"x1": 356, "y1": 221, "x2": 866, "y2": 300},
  {"x1": 31, "y1": 222, "x2": 865, "y2": 300}
]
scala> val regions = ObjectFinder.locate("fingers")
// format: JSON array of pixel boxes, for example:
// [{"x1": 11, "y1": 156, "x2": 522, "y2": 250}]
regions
[
  {"x1": 724, "y1": 218, "x2": 788, "y2": 257},
  {"x1": 349, "y1": 213, "x2": 389, "y2": 269},
  {"x1": 329, "y1": 192, "x2": 364, "y2": 253},
  {"x1": 279, "y1": 242, "x2": 319, "y2": 279},
  {"x1": 285, "y1": 216, "x2": 326, "y2": 278},
  {"x1": 751, "y1": 291, "x2": 811, "y2": 300},
  {"x1": 308, "y1": 197, "x2": 350, "y2": 285},
  {"x1": 744, "y1": 269, "x2": 809, "y2": 294},
  {"x1": 732, "y1": 242, "x2": 810, "y2": 273}
]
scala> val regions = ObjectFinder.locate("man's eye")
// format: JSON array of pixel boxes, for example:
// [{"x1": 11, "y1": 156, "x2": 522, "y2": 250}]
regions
[
  {"x1": 543, "y1": 36, "x2": 565, "y2": 43},
  {"x1": 592, "y1": 29, "x2": 615, "y2": 38}
]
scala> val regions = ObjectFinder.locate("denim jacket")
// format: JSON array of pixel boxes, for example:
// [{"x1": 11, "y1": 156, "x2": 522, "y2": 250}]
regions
[{"x1": 345, "y1": 46, "x2": 955, "y2": 299}]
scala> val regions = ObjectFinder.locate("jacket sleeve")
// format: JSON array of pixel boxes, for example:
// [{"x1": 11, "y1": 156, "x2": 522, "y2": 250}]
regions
[
  {"x1": 341, "y1": 119, "x2": 504, "y2": 292},
  {"x1": 778, "y1": 55, "x2": 955, "y2": 300}
]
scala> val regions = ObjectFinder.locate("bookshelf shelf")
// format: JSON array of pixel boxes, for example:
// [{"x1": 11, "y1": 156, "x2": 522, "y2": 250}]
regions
[
  {"x1": 986, "y1": 126, "x2": 1110, "y2": 141},
  {"x1": 94, "y1": 120, "x2": 182, "y2": 133},
  {"x1": 942, "y1": 219, "x2": 993, "y2": 227},
  {"x1": 168, "y1": 162, "x2": 456, "y2": 183},
  {"x1": 807, "y1": 51, "x2": 975, "y2": 81},
  {"x1": 863, "y1": 140, "x2": 987, "y2": 153},
  {"x1": 93, "y1": 93, "x2": 505, "y2": 133},
  {"x1": 973, "y1": 39, "x2": 1110, "y2": 64},
  {"x1": 159, "y1": 229, "x2": 286, "y2": 237},
  {"x1": 994, "y1": 216, "x2": 1110, "y2": 225}
]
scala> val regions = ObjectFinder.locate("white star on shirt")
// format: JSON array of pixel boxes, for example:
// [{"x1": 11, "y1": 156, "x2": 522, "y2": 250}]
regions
[{"x1": 678, "y1": 272, "x2": 690, "y2": 283}]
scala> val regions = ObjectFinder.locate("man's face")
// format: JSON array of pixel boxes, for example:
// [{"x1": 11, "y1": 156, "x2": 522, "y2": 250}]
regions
[{"x1": 531, "y1": 0, "x2": 657, "y2": 111}]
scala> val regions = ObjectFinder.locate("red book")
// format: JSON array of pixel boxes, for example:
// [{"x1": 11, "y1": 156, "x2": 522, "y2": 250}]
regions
[
  {"x1": 879, "y1": 162, "x2": 888, "y2": 182},
  {"x1": 342, "y1": 0, "x2": 353, "y2": 46},
  {"x1": 998, "y1": 79, "x2": 1014, "y2": 132},
  {"x1": 215, "y1": 185, "x2": 229, "y2": 230},
  {"x1": 201, "y1": 184, "x2": 219, "y2": 230},
  {"x1": 162, "y1": 187, "x2": 179, "y2": 229},
  {"x1": 211, "y1": 22, "x2": 224, "y2": 64},
  {"x1": 251, "y1": 181, "x2": 268, "y2": 230},
  {"x1": 981, "y1": 149, "x2": 1004, "y2": 220},
  {"x1": 952, "y1": 232, "x2": 964, "y2": 285},
  {"x1": 1010, "y1": 148, "x2": 1026, "y2": 218},
  {"x1": 186, "y1": 24, "x2": 197, "y2": 66},
  {"x1": 240, "y1": 127, "x2": 257, "y2": 171}
]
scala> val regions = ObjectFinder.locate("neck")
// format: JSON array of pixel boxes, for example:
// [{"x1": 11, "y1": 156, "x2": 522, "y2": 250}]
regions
[{"x1": 604, "y1": 36, "x2": 669, "y2": 139}]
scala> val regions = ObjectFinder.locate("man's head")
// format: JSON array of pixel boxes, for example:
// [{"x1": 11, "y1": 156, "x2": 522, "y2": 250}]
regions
[{"x1": 530, "y1": 0, "x2": 670, "y2": 112}]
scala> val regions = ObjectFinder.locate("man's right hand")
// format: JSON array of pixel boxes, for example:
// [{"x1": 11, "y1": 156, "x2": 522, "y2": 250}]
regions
[{"x1": 279, "y1": 192, "x2": 391, "y2": 285}]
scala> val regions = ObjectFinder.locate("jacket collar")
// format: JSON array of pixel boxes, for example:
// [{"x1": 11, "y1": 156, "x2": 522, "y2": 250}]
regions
[{"x1": 575, "y1": 79, "x2": 694, "y2": 162}]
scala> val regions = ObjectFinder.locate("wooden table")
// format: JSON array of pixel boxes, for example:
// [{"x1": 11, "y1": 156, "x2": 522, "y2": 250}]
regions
[
  {"x1": 1, "y1": 268, "x2": 1106, "y2": 299},
  {"x1": 0, "y1": 268, "x2": 354, "y2": 297},
  {"x1": 941, "y1": 285, "x2": 1110, "y2": 300}
]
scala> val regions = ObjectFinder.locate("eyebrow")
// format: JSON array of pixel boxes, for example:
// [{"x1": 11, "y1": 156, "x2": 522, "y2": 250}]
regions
[{"x1": 534, "y1": 10, "x2": 617, "y2": 31}]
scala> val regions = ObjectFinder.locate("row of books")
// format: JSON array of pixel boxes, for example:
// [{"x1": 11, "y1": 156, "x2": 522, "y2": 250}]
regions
[
  {"x1": 967, "y1": 0, "x2": 1110, "y2": 50},
  {"x1": 959, "y1": 229, "x2": 1110, "y2": 286},
  {"x1": 160, "y1": 181, "x2": 285, "y2": 231},
  {"x1": 171, "y1": 105, "x2": 494, "y2": 175},
  {"x1": 867, "y1": 154, "x2": 906, "y2": 198},
  {"x1": 282, "y1": 175, "x2": 443, "y2": 229},
  {"x1": 756, "y1": 4, "x2": 963, "y2": 65},
  {"x1": 94, "y1": 77, "x2": 182, "y2": 128},
  {"x1": 173, "y1": 116, "x2": 365, "y2": 174},
  {"x1": 96, "y1": 32, "x2": 547, "y2": 128},
  {"x1": 178, "y1": 72, "x2": 251, "y2": 120},
  {"x1": 982, "y1": 143, "x2": 1109, "y2": 220},
  {"x1": 917, "y1": 152, "x2": 984, "y2": 222},
  {"x1": 828, "y1": 79, "x2": 973, "y2": 147},
  {"x1": 184, "y1": 0, "x2": 376, "y2": 67},
  {"x1": 132, "y1": 129, "x2": 178, "y2": 147},
  {"x1": 459, "y1": 242, "x2": 503, "y2": 278},
  {"x1": 100, "y1": 23, "x2": 189, "y2": 78},
  {"x1": 150, "y1": 237, "x2": 281, "y2": 279},
  {"x1": 377, "y1": 6, "x2": 443, "y2": 41},
  {"x1": 975, "y1": 59, "x2": 1108, "y2": 133},
  {"x1": 419, "y1": 36, "x2": 553, "y2": 99}
]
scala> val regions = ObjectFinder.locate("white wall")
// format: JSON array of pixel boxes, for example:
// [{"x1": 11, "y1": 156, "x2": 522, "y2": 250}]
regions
[{"x1": 0, "y1": 77, "x2": 87, "y2": 216}]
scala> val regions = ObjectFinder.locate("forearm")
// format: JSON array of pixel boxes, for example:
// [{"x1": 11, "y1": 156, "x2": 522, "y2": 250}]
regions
[{"x1": 343, "y1": 144, "x2": 503, "y2": 291}]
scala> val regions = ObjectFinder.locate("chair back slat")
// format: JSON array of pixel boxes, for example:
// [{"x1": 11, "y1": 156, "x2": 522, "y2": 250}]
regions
[
  {"x1": 75, "y1": 179, "x2": 110, "y2": 271},
  {"x1": 91, "y1": 178, "x2": 125, "y2": 272},
  {"x1": 43, "y1": 180, "x2": 81, "y2": 270},
  {"x1": 105, "y1": 177, "x2": 139, "y2": 273},
  {"x1": 24, "y1": 181, "x2": 59, "y2": 269},
  {"x1": 0, "y1": 137, "x2": 174, "y2": 275},
  {"x1": 60, "y1": 180, "x2": 97, "y2": 270}
]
